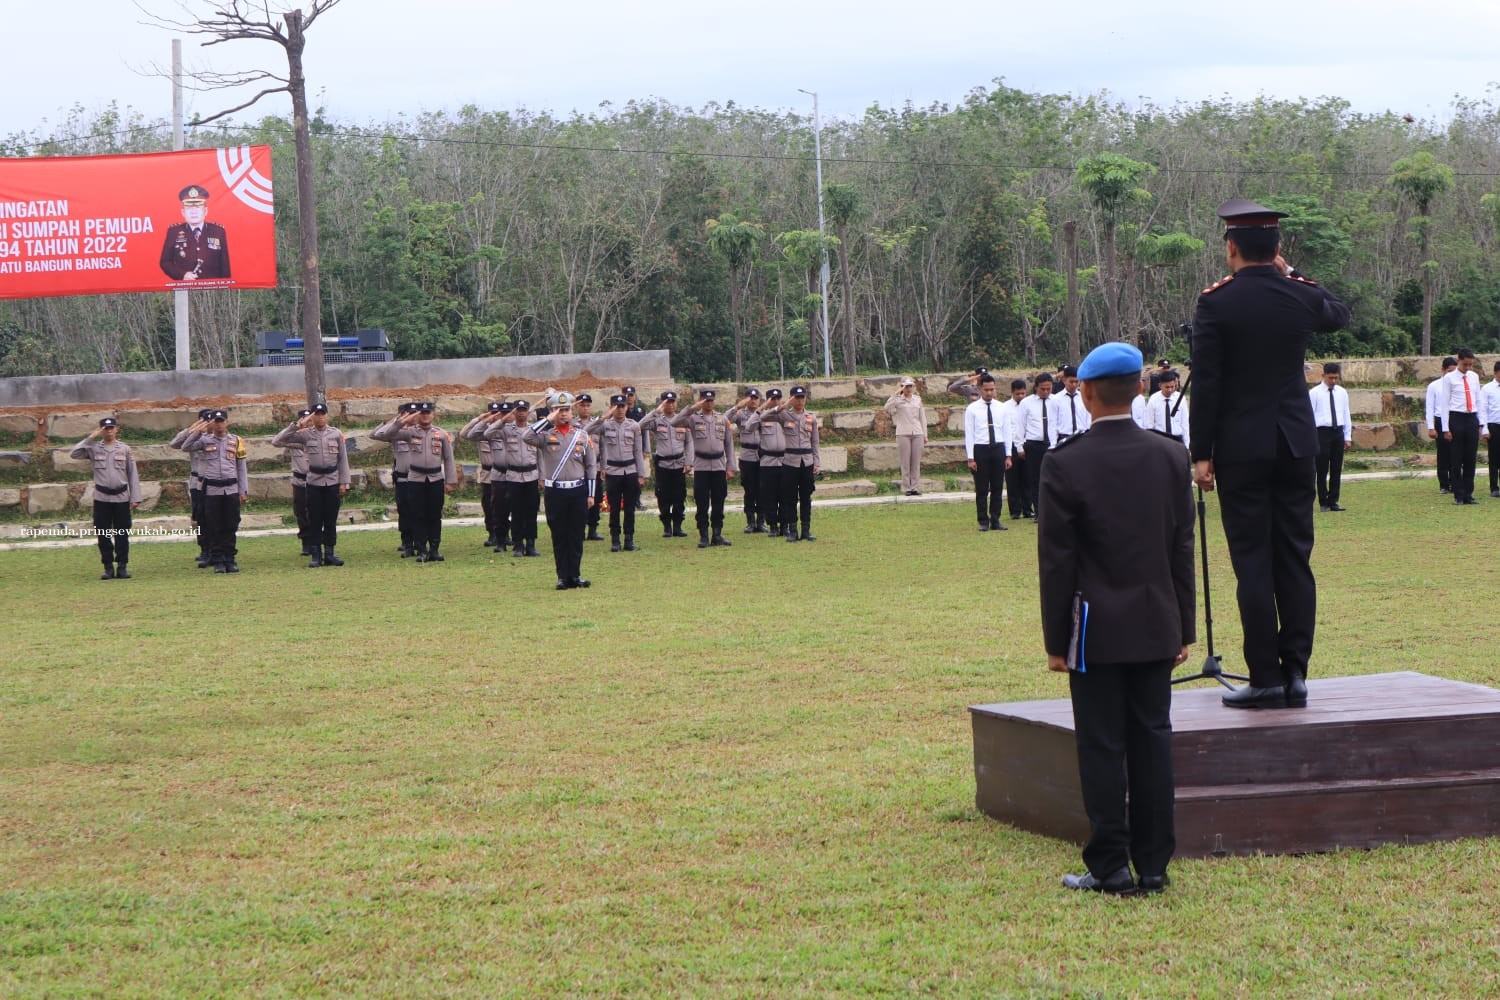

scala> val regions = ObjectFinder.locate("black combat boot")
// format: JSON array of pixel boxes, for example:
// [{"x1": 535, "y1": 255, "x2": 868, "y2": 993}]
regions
[
  {"x1": 484, "y1": 531, "x2": 498, "y2": 548},
  {"x1": 800, "y1": 523, "x2": 817, "y2": 542},
  {"x1": 698, "y1": 529, "x2": 710, "y2": 548},
  {"x1": 523, "y1": 539, "x2": 540, "y2": 557},
  {"x1": 661, "y1": 517, "x2": 673, "y2": 539},
  {"x1": 513, "y1": 538, "x2": 525, "y2": 557},
  {"x1": 786, "y1": 525, "x2": 799, "y2": 542},
  {"x1": 623, "y1": 535, "x2": 637, "y2": 551},
  {"x1": 309, "y1": 549, "x2": 324, "y2": 568},
  {"x1": 323, "y1": 548, "x2": 344, "y2": 566},
  {"x1": 711, "y1": 528, "x2": 731, "y2": 547},
  {"x1": 115, "y1": 563, "x2": 131, "y2": 580},
  {"x1": 611, "y1": 533, "x2": 622, "y2": 552},
  {"x1": 100, "y1": 563, "x2": 115, "y2": 580},
  {"x1": 672, "y1": 519, "x2": 688, "y2": 538},
  {"x1": 426, "y1": 546, "x2": 444, "y2": 562}
]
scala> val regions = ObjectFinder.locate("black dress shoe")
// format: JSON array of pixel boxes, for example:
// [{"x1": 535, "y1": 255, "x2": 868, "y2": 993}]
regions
[
  {"x1": 224, "y1": 562, "x2": 240, "y2": 574},
  {"x1": 1465, "y1": 498, "x2": 1480, "y2": 505},
  {"x1": 214, "y1": 563, "x2": 227, "y2": 574},
  {"x1": 978, "y1": 522, "x2": 990, "y2": 532},
  {"x1": 1286, "y1": 672, "x2": 1308, "y2": 708},
  {"x1": 115, "y1": 566, "x2": 131, "y2": 580},
  {"x1": 1326, "y1": 503, "x2": 1346, "y2": 512},
  {"x1": 1440, "y1": 487, "x2": 1452, "y2": 494},
  {"x1": 1222, "y1": 684, "x2": 1289, "y2": 709},
  {"x1": 572, "y1": 577, "x2": 591, "y2": 589},
  {"x1": 556, "y1": 578, "x2": 573, "y2": 590},
  {"x1": 1136, "y1": 873, "x2": 1171, "y2": 895},
  {"x1": 1062, "y1": 867, "x2": 1136, "y2": 895},
  {"x1": 100, "y1": 566, "x2": 115, "y2": 580},
  {"x1": 1319, "y1": 504, "x2": 1331, "y2": 512},
  {"x1": 1491, "y1": 490, "x2": 1500, "y2": 498},
  {"x1": 990, "y1": 519, "x2": 1007, "y2": 531}
]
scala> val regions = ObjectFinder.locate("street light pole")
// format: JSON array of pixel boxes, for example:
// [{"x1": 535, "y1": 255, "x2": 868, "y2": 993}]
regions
[{"x1": 799, "y1": 88, "x2": 832, "y2": 378}]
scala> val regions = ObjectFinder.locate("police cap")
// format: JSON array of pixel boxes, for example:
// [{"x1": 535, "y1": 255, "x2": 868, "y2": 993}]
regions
[
  {"x1": 417, "y1": 402, "x2": 435, "y2": 414},
  {"x1": 765, "y1": 388, "x2": 783, "y2": 400},
  {"x1": 576, "y1": 393, "x2": 593, "y2": 404},
  {"x1": 746, "y1": 388, "x2": 761, "y2": 399},
  {"x1": 790, "y1": 386, "x2": 807, "y2": 398},
  {"x1": 610, "y1": 393, "x2": 627, "y2": 406},
  {"x1": 699, "y1": 389, "x2": 716, "y2": 400},
  {"x1": 659, "y1": 391, "x2": 677, "y2": 403},
  {"x1": 178, "y1": 185, "x2": 210, "y2": 205},
  {"x1": 497, "y1": 401, "x2": 515, "y2": 413},
  {"x1": 298, "y1": 408, "x2": 313, "y2": 418},
  {"x1": 487, "y1": 401, "x2": 504, "y2": 413},
  {"x1": 99, "y1": 417, "x2": 118, "y2": 428},
  {"x1": 1217, "y1": 198, "x2": 1287, "y2": 231},
  {"x1": 209, "y1": 409, "x2": 228, "y2": 422},
  {"x1": 311, "y1": 403, "x2": 329, "y2": 415}
]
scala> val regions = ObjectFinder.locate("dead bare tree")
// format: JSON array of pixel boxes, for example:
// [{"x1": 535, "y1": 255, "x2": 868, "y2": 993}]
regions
[{"x1": 142, "y1": 0, "x2": 341, "y2": 406}]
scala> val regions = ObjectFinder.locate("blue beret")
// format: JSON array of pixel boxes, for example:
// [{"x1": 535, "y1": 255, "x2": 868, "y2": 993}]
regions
[{"x1": 1077, "y1": 342, "x2": 1144, "y2": 380}]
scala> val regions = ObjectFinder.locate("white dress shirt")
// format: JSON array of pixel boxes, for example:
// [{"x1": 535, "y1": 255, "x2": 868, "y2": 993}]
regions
[
  {"x1": 1131, "y1": 394, "x2": 1148, "y2": 429},
  {"x1": 1425, "y1": 378, "x2": 1447, "y2": 431},
  {"x1": 1017, "y1": 394, "x2": 1058, "y2": 446},
  {"x1": 964, "y1": 397, "x2": 1015, "y2": 460},
  {"x1": 1145, "y1": 389, "x2": 1190, "y2": 447},
  {"x1": 1440, "y1": 368, "x2": 1483, "y2": 417},
  {"x1": 1001, "y1": 397, "x2": 1027, "y2": 453},
  {"x1": 1307, "y1": 382, "x2": 1352, "y2": 444},
  {"x1": 1052, "y1": 389, "x2": 1092, "y2": 441},
  {"x1": 1480, "y1": 379, "x2": 1500, "y2": 430}
]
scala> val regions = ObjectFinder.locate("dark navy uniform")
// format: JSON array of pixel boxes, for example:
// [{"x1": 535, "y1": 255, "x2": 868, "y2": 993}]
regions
[
  {"x1": 1189, "y1": 199, "x2": 1351, "y2": 705},
  {"x1": 1039, "y1": 342, "x2": 1195, "y2": 895}
]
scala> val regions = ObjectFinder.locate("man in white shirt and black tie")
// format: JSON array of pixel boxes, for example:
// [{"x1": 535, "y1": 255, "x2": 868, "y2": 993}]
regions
[
  {"x1": 1014, "y1": 374, "x2": 1058, "y2": 519},
  {"x1": 1482, "y1": 361, "x2": 1500, "y2": 498},
  {"x1": 1426, "y1": 356, "x2": 1457, "y2": 494},
  {"x1": 964, "y1": 374, "x2": 1014, "y2": 531},
  {"x1": 1053, "y1": 365, "x2": 1092, "y2": 444},
  {"x1": 1002, "y1": 379, "x2": 1031, "y2": 519},
  {"x1": 1441, "y1": 348, "x2": 1484, "y2": 505},
  {"x1": 1145, "y1": 368, "x2": 1190, "y2": 448},
  {"x1": 1309, "y1": 362, "x2": 1353, "y2": 511}
]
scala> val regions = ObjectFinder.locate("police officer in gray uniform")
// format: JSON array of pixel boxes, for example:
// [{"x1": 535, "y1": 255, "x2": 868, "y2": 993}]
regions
[
  {"x1": 182, "y1": 409, "x2": 249, "y2": 573},
  {"x1": 745, "y1": 388, "x2": 786, "y2": 537},
  {"x1": 462, "y1": 402, "x2": 506, "y2": 548},
  {"x1": 278, "y1": 407, "x2": 314, "y2": 556},
  {"x1": 73, "y1": 417, "x2": 142, "y2": 580},
  {"x1": 488, "y1": 400, "x2": 542, "y2": 557},
  {"x1": 171, "y1": 408, "x2": 216, "y2": 567},
  {"x1": 378, "y1": 403, "x2": 420, "y2": 556},
  {"x1": 575, "y1": 393, "x2": 607, "y2": 542},
  {"x1": 762, "y1": 386, "x2": 821, "y2": 541},
  {"x1": 592, "y1": 393, "x2": 647, "y2": 551},
  {"x1": 273, "y1": 403, "x2": 351, "y2": 567},
  {"x1": 728, "y1": 389, "x2": 765, "y2": 533},
  {"x1": 371, "y1": 401, "x2": 456, "y2": 562},
  {"x1": 671, "y1": 389, "x2": 738, "y2": 548},
  {"x1": 523, "y1": 392, "x2": 599, "y2": 589},
  {"x1": 639, "y1": 391, "x2": 693, "y2": 538}
]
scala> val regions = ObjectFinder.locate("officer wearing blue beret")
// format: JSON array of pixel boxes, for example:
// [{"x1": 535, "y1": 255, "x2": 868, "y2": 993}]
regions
[{"x1": 1038, "y1": 340, "x2": 1196, "y2": 897}]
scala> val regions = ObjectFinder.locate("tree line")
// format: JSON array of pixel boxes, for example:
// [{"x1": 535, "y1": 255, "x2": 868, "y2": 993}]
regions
[{"x1": 4, "y1": 82, "x2": 1500, "y2": 382}]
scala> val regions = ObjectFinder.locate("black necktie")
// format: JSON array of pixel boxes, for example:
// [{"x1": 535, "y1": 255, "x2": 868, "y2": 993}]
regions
[
  {"x1": 1041, "y1": 398, "x2": 1049, "y2": 445},
  {"x1": 1162, "y1": 395, "x2": 1171, "y2": 431},
  {"x1": 1327, "y1": 384, "x2": 1336, "y2": 428},
  {"x1": 1069, "y1": 394, "x2": 1078, "y2": 433},
  {"x1": 986, "y1": 402, "x2": 995, "y2": 445}
]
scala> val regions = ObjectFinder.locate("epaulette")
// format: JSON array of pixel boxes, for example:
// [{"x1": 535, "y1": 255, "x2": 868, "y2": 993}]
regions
[
  {"x1": 1201, "y1": 275, "x2": 1234, "y2": 295},
  {"x1": 1288, "y1": 273, "x2": 1319, "y2": 287},
  {"x1": 1052, "y1": 433, "x2": 1085, "y2": 451},
  {"x1": 1146, "y1": 428, "x2": 1184, "y2": 444}
]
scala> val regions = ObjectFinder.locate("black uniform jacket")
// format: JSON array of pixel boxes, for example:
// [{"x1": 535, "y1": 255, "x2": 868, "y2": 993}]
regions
[
  {"x1": 1188, "y1": 265, "x2": 1351, "y2": 464},
  {"x1": 1038, "y1": 418, "x2": 1196, "y2": 664}
]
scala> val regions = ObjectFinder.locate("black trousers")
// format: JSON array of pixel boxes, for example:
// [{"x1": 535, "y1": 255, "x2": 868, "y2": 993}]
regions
[
  {"x1": 291, "y1": 482, "x2": 311, "y2": 546},
  {"x1": 306, "y1": 484, "x2": 342, "y2": 549},
  {"x1": 1215, "y1": 432, "x2": 1317, "y2": 688},
  {"x1": 93, "y1": 499, "x2": 131, "y2": 566},
  {"x1": 1489, "y1": 424, "x2": 1500, "y2": 492},
  {"x1": 492, "y1": 477, "x2": 512, "y2": 542},
  {"x1": 655, "y1": 466, "x2": 687, "y2": 525},
  {"x1": 740, "y1": 460, "x2": 761, "y2": 523},
  {"x1": 203, "y1": 492, "x2": 241, "y2": 564},
  {"x1": 1314, "y1": 427, "x2": 1345, "y2": 506},
  {"x1": 410, "y1": 480, "x2": 446, "y2": 551},
  {"x1": 543, "y1": 485, "x2": 587, "y2": 581},
  {"x1": 1005, "y1": 460, "x2": 1028, "y2": 517},
  {"x1": 971, "y1": 443, "x2": 1006, "y2": 524},
  {"x1": 606, "y1": 473, "x2": 641, "y2": 537},
  {"x1": 759, "y1": 466, "x2": 783, "y2": 527},
  {"x1": 1448, "y1": 411, "x2": 1480, "y2": 502},
  {"x1": 1435, "y1": 416, "x2": 1451, "y2": 489},
  {"x1": 394, "y1": 475, "x2": 413, "y2": 548},
  {"x1": 693, "y1": 469, "x2": 728, "y2": 533},
  {"x1": 190, "y1": 486, "x2": 206, "y2": 552},
  {"x1": 1023, "y1": 440, "x2": 1049, "y2": 514},
  {"x1": 587, "y1": 475, "x2": 604, "y2": 530},
  {"x1": 785, "y1": 463, "x2": 815, "y2": 528},
  {"x1": 507, "y1": 479, "x2": 541, "y2": 541},
  {"x1": 481, "y1": 480, "x2": 496, "y2": 537},
  {"x1": 1068, "y1": 659, "x2": 1176, "y2": 879}
]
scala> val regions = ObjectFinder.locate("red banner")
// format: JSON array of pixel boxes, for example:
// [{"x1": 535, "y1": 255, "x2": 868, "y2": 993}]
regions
[{"x1": 0, "y1": 146, "x2": 276, "y2": 299}]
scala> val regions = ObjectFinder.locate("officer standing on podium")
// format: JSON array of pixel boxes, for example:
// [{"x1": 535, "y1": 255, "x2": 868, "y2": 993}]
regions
[{"x1": 1190, "y1": 198, "x2": 1351, "y2": 710}]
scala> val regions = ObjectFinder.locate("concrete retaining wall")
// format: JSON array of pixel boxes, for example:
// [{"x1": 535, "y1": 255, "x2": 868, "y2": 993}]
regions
[{"x1": 0, "y1": 350, "x2": 671, "y2": 408}]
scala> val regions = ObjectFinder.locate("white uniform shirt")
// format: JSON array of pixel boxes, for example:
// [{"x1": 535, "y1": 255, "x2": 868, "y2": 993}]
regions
[
  {"x1": 1002, "y1": 397, "x2": 1028, "y2": 453},
  {"x1": 1145, "y1": 390, "x2": 1190, "y2": 447},
  {"x1": 1052, "y1": 389, "x2": 1091, "y2": 441},
  {"x1": 1307, "y1": 383, "x2": 1353, "y2": 444},
  {"x1": 1425, "y1": 377, "x2": 1448, "y2": 431},
  {"x1": 1480, "y1": 379, "x2": 1500, "y2": 428},
  {"x1": 1131, "y1": 394, "x2": 1148, "y2": 429},
  {"x1": 964, "y1": 397, "x2": 1015, "y2": 460},
  {"x1": 1440, "y1": 369, "x2": 1483, "y2": 418},
  {"x1": 1017, "y1": 394, "x2": 1058, "y2": 446}
]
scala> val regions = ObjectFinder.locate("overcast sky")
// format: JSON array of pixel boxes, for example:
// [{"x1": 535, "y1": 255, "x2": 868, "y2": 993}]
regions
[{"x1": 6, "y1": 1, "x2": 1499, "y2": 140}]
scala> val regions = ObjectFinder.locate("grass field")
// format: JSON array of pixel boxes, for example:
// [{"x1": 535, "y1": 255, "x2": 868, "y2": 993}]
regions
[{"x1": 3, "y1": 477, "x2": 1499, "y2": 996}]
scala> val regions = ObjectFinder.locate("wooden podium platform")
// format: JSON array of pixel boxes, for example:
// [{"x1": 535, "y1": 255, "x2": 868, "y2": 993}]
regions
[{"x1": 970, "y1": 672, "x2": 1500, "y2": 857}]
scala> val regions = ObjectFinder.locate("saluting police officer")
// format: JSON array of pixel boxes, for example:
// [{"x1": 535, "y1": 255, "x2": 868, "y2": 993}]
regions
[
  {"x1": 622, "y1": 386, "x2": 650, "y2": 511},
  {"x1": 574, "y1": 393, "x2": 607, "y2": 542},
  {"x1": 728, "y1": 389, "x2": 765, "y2": 533},
  {"x1": 472, "y1": 401, "x2": 518, "y2": 552},
  {"x1": 182, "y1": 409, "x2": 249, "y2": 573},
  {"x1": 371, "y1": 401, "x2": 456, "y2": 562},
  {"x1": 491, "y1": 400, "x2": 542, "y2": 557},
  {"x1": 375, "y1": 403, "x2": 420, "y2": 556},
  {"x1": 639, "y1": 391, "x2": 693, "y2": 538},
  {"x1": 273, "y1": 403, "x2": 351, "y2": 567},
  {"x1": 523, "y1": 392, "x2": 599, "y2": 589},
  {"x1": 273, "y1": 407, "x2": 314, "y2": 556},
  {"x1": 591, "y1": 393, "x2": 647, "y2": 551},
  {"x1": 761, "y1": 386, "x2": 821, "y2": 541},
  {"x1": 671, "y1": 389, "x2": 738, "y2": 548},
  {"x1": 73, "y1": 417, "x2": 142, "y2": 580},
  {"x1": 171, "y1": 408, "x2": 216, "y2": 567},
  {"x1": 745, "y1": 388, "x2": 786, "y2": 537},
  {"x1": 462, "y1": 402, "x2": 506, "y2": 548}
]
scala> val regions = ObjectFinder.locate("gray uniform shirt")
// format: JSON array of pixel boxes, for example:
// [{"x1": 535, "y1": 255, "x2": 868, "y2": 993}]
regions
[
  {"x1": 767, "y1": 406, "x2": 821, "y2": 468},
  {"x1": 170, "y1": 426, "x2": 205, "y2": 491},
  {"x1": 487, "y1": 422, "x2": 540, "y2": 484},
  {"x1": 669, "y1": 408, "x2": 738, "y2": 474},
  {"x1": 272, "y1": 424, "x2": 350, "y2": 487},
  {"x1": 745, "y1": 409, "x2": 785, "y2": 468},
  {"x1": 522, "y1": 420, "x2": 600, "y2": 492},
  {"x1": 948, "y1": 377, "x2": 981, "y2": 402},
  {"x1": 371, "y1": 422, "x2": 456, "y2": 485},
  {"x1": 183, "y1": 431, "x2": 249, "y2": 496},
  {"x1": 728, "y1": 406, "x2": 761, "y2": 464},
  {"x1": 638, "y1": 412, "x2": 693, "y2": 471},
  {"x1": 373, "y1": 417, "x2": 415, "y2": 477},
  {"x1": 72, "y1": 438, "x2": 142, "y2": 503},
  {"x1": 591, "y1": 417, "x2": 646, "y2": 477},
  {"x1": 460, "y1": 416, "x2": 495, "y2": 485}
]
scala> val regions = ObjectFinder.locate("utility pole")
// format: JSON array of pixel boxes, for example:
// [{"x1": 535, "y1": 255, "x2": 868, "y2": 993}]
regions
[
  {"x1": 799, "y1": 88, "x2": 832, "y2": 378},
  {"x1": 171, "y1": 38, "x2": 190, "y2": 372}
]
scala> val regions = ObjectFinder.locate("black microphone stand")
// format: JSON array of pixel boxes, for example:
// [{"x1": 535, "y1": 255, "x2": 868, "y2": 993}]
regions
[{"x1": 1165, "y1": 368, "x2": 1248, "y2": 690}]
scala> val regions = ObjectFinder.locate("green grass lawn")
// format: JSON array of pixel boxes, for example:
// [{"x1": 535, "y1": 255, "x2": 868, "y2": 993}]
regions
[{"x1": 3, "y1": 478, "x2": 1499, "y2": 996}]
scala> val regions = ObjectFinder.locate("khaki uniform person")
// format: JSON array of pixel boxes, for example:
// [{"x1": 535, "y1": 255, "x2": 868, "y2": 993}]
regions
[
  {"x1": 280, "y1": 407, "x2": 314, "y2": 556},
  {"x1": 639, "y1": 391, "x2": 693, "y2": 538},
  {"x1": 762, "y1": 386, "x2": 821, "y2": 541},
  {"x1": 171, "y1": 407, "x2": 216, "y2": 567},
  {"x1": 885, "y1": 377, "x2": 928, "y2": 495},
  {"x1": 182, "y1": 409, "x2": 249, "y2": 573},
  {"x1": 462, "y1": 402, "x2": 507, "y2": 549},
  {"x1": 727, "y1": 389, "x2": 766, "y2": 533},
  {"x1": 272, "y1": 403, "x2": 351, "y2": 567},
  {"x1": 522, "y1": 392, "x2": 599, "y2": 589},
  {"x1": 371, "y1": 401, "x2": 456, "y2": 562},
  {"x1": 488, "y1": 400, "x2": 543, "y2": 558},
  {"x1": 745, "y1": 388, "x2": 786, "y2": 537},
  {"x1": 671, "y1": 389, "x2": 738, "y2": 548},
  {"x1": 591, "y1": 393, "x2": 647, "y2": 551},
  {"x1": 73, "y1": 417, "x2": 142, "y2": 580}
]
